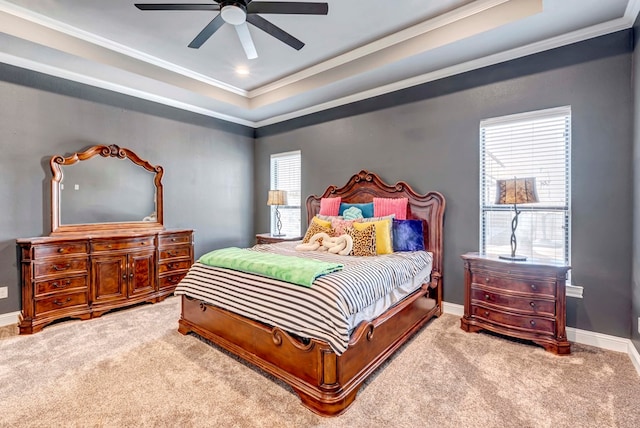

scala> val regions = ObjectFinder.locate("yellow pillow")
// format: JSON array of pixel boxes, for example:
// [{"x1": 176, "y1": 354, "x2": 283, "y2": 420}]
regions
[
  {"x1": 312, "y1": 216, "x2": 332, "y2": 228},
  {"x1": 354, "y1": 218, "x2": 393, "y2": 254}
]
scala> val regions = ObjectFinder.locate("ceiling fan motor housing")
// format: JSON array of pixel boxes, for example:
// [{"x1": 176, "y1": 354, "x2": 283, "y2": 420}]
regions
[{"x1": 220, "y1": 1, "x2": 247, "y2": 25}]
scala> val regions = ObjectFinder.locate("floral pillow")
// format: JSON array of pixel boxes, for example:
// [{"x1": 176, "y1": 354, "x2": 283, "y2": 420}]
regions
[{"x1": 331, "y1": 218, "x2": 361, "y2": 236}]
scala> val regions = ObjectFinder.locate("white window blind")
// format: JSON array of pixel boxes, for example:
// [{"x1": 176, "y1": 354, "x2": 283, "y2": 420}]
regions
[
  {"x1": 270, "y1": 151, "x2": 301, "y2": 236},
  {"x1": 480, "y1": 106, "x2": 571, "y2": 265}
]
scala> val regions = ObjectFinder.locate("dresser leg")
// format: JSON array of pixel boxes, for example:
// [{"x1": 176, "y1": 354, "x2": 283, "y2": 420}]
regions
[{"x1": 535, "y1": 340, "x2": 571, "y2": 355}]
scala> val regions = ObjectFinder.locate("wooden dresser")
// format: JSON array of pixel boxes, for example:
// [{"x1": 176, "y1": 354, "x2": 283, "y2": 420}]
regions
[
  {"x1": 18, "y1": 229, "x2": 193, "y2": 334},
  {"x1": 460, "y1": 252, "x2": 571, "y2": 355}
]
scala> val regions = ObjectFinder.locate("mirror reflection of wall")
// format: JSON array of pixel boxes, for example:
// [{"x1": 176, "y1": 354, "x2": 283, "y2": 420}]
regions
[{"x1": 60, "y1": 156, "x2": 156, "y2": 225}]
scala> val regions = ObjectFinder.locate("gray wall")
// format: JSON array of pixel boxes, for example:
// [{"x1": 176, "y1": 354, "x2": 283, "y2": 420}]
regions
[
  {"x1": 255, "y1": 31, "x2": 634, "y2": 338},
  {"x1": 0, "y1": 64, "x2": 255, "y2": 315},
  {"x1": 633, "y1": 22, "x2": 640, "y2": 352}
]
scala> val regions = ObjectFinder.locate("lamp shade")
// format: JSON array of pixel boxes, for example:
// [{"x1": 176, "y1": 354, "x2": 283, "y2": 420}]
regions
[
  {"x1": 495, "y1": 177, "x2": 539, "y2": 205},
  {"x1": 267, "y1": 190, "x2": 287, "y2": 206}
]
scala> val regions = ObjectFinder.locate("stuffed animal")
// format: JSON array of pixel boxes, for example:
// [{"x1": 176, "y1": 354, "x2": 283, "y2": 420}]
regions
[{"x1": 295, "y1": 232, "x2": 353, "y2": 256}]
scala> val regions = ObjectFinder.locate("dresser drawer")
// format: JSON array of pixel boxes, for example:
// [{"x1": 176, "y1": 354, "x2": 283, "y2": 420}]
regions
[
  {"x1": 33, "y1": 242, "x2": 88, "y2": 259},
  {"x1": 471, "y1": 271, "x2": 556, "y2": 297},
  {"x1": 35, "y1": 291, "x2": 88, "y2": 315},
  {"x1": 159, "y1": 232, "x2": 192, "y2": 246},
  {"x1": 35, "y1": 276, "x2": 88, "y2": 296},
  {"x1": 159, "y1": 245, "x2": 192, "y2": 260},
  {"x1": 158, "y1": 272, "x2": 186, "y2": 290},
  {"x1": 159, "y1": 259, "x2": 192, "y2": 274},
  {"x1": 34, "y1": 258, "x2": 88, "y2": 278},
  {"x1": 471, "y1": 305, "x2": 555, "y2": 335},
  {"x1": 470, "y1": 287, "x2": 556, "y2": 316},
  {"x1": 91, "y1": 237, "x2": 154, "y2": 252}
]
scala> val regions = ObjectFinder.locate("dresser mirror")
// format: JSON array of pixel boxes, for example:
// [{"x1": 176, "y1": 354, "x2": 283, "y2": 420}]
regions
[{"x1": 50, "y1": 144, "x2": 164, "y2": 234}]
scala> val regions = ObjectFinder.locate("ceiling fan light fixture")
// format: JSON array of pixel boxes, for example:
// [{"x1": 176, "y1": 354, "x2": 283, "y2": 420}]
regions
[{"x1": 221, "y1": 4, "x2": 247, "y2": 26}]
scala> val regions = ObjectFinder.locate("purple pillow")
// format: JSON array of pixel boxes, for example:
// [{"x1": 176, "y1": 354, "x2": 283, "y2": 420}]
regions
[{"x1": 392, "y1": 219, "x2": 425, "y2": 252}]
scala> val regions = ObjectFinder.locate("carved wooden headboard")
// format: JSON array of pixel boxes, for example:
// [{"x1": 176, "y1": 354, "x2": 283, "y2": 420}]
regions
[{"x1": 305, "y1": 170, "x2": 446, "y2": 282}]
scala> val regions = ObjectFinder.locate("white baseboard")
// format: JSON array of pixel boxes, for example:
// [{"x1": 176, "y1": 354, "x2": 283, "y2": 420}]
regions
[
  {"x1": 442, "y1": 301, "x2": 640, "y2": 377},
  {"x1": 0, "y1": 311, "x2": 19, "y2": 328}
]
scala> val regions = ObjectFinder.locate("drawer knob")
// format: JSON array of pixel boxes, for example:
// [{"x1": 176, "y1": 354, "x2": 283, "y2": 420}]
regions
[
  {"x1": 485, "y1": 294, "x2": 490, "y2": 300},
  {"x1": 51, "y1": 280, "x2": 71, "y2": 289},
  {"x1": 129, "y1": 273, "x2": 134, "y2": 279},
  {"x1": 57, "y1": 248, "x2": 64, "y2": 253},
  {"x1": 107, "y1": 244, "x2": 112, "y2": 249},
  {"x1": 52, "y1": 263, "x2": 71, "y2": 271},
  {"x1": 530, "y1": 301, "x2": 536, "y2": 308},
  {"x1": 53, "y1": 297, "x2": 72, "y2": 306},
  {"x1": 484, "y1": 311, "x2": 489, "y2": 317},
  {"x1": 122, "y1": 274, "x2": 127, "y2": 279},
  {"x1": 530, "y1": 320, "x2": 536, "y2": 326},
  {"x1": 485, "y1": 277, "x2": 490, "y2": 282},
  {"x1": 530, "y1": 284, "x2": 537, "y2": 290},
  {"x1": 168, "y1": 251, "x2": 177, "y2": 257},
  {"x1": 141, "y1": 242, "x2": 146, "y2": 246},
  {"x1": 172, "y1": 238, "x2": 177, "y2": 242}
]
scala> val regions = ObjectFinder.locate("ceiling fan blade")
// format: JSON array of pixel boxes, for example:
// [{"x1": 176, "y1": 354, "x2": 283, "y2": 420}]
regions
[
  {"x1": 188, "y1": 14, "x2": 225, "y2": 48},
  {"x1": 247, "y1": 2, "x2": 328, "y2": 15},
  {"x1": 235, "y1": 23, "x2": 258, "y2": 59},
  {"x1": 246, "y1": 14, "x2": 304, "y2": 50},
  {"x1": 135, "y1": 4, "x2": 220, "y2": 11}
]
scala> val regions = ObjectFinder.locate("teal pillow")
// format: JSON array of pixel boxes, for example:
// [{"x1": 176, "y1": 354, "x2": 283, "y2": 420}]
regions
[
  {"x1": 343, "y1": 207, "x2": 363, "y2": 220},
  {"x1": 339, "y1": 202, "x2": 374, "y2": 218}
]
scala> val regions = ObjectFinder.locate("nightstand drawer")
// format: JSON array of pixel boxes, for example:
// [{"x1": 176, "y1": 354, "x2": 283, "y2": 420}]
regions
[
  {"x1": 471, "y1": 305, "x2": 555, "y2": 335},
  {"x1": 471, "y1": 271, "x2": 556, "y2": 297},
  {"x1": 470, "y1": 287, "x2": 555, "y2": 316}
]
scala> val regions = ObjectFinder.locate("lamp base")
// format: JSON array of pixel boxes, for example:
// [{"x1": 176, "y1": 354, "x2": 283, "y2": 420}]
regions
[
  {"x1": 499, "y1": 254, "x2": 527, "y2": 261},
  {"x1": 271, "y1": 233, "x2": 285, "y2": 237}
]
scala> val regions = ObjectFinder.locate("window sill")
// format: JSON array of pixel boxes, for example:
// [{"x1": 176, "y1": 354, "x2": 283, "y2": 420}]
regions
[{"x1": 566, "y1": 283, "x2": 583, "y2": 299}]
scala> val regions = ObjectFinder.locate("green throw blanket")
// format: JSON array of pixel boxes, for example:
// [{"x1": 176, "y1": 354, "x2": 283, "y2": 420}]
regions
[{"x1": 198, "y1": 247, "x2": 343, "y2": 287}]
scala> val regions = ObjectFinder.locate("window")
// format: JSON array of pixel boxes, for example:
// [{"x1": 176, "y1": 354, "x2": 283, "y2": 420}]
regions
[
  {"x1": 270, "y1": 151, "x2": 301, "y2": 236},
  {"x1": 480, "y1": 106, "x2": 571, "y2": 265}
]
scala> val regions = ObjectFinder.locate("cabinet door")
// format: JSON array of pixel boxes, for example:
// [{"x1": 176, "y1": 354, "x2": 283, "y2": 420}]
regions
[
  {"x1": 128, "y1": 250, "x2": 156, "y2": 297},
  {"x1": 92, "y1": 255, "x2": 127, "y2": 303}
]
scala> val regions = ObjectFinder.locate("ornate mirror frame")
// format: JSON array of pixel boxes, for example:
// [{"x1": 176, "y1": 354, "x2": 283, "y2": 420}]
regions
[{"x1": 50, "y1": 144, "x2": 164, "y2": 235}]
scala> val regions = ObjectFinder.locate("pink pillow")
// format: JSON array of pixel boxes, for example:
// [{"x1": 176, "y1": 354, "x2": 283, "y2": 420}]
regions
[
  {"x1": 373, "y1": 197, "x2": 408, "y2": 220},
  {"x1": 319, "y1": 197, "x2": 341, "y2": 216}
]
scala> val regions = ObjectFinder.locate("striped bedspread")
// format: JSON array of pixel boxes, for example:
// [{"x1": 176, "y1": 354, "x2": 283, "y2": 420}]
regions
[{"x1": 175, "y1": 241, "x2": 432, "y2": 355}]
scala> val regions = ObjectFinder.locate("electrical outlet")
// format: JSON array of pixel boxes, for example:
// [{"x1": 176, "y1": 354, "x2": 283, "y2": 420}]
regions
[{"x1": 0, "y1": 286, "x2": 7, "y2": 299}]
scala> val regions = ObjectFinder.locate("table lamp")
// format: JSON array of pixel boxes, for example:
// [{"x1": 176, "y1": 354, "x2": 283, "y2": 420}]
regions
[
  {"x1": 267, "y1": 190, "x2": 287, "y2": 237},
  {"x1": 495, "y1": 177, "x2": 539, "y2": 261}
]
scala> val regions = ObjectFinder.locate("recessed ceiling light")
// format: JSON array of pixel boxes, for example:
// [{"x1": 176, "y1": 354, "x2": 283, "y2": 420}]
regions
[{"x1": 235, "y1": 66, "x2": 250, "y2": 75}]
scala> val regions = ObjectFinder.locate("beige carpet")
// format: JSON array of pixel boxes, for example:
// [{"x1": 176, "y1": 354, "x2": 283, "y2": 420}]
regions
[{"x1": 1, "y1": 296, "x2": 639, "y2": 428}]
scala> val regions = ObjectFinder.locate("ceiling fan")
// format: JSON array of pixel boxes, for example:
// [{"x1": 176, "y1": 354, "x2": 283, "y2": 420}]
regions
[{"x1": 134, "y1": 1, "x2": 329, "y2": 59}]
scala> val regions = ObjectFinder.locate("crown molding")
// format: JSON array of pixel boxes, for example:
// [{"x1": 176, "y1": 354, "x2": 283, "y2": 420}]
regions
[
  {"x1": 0, "y1": 0, "x2": 247, "y2": 97},
  {"x1": 0, "y1": 50, "x2": 256, "y2": 127},
  {"x1": 255, "y1": 14, "x2": 633, "y2": 127}
]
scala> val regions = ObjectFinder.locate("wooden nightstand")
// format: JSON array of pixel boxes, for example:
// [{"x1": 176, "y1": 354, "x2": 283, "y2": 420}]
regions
[
  {"x1": 255, "y1": 233, "x2": 303, "y2": 245},
  {"x1": 460, "y1": 252, "x2": 571, "y2": 355}
]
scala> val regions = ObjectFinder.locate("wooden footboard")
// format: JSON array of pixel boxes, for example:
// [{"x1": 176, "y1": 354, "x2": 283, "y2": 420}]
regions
[{"x1": 178, "y1": 282, "x2": 440, "y2": 416}]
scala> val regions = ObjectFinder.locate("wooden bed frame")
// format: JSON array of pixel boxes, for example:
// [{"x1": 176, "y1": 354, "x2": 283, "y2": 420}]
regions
[{"x1": 178, "y1": 170, "x2": 445, "y2": 416}]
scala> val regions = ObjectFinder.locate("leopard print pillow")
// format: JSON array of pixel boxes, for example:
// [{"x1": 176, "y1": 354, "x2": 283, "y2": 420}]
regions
[
  {"x1": 302, "y1": 221, "x2": 332, "y2": 244},
  {"x1": 346, "y1": 224, "x2": 376, "y2": 256}
]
